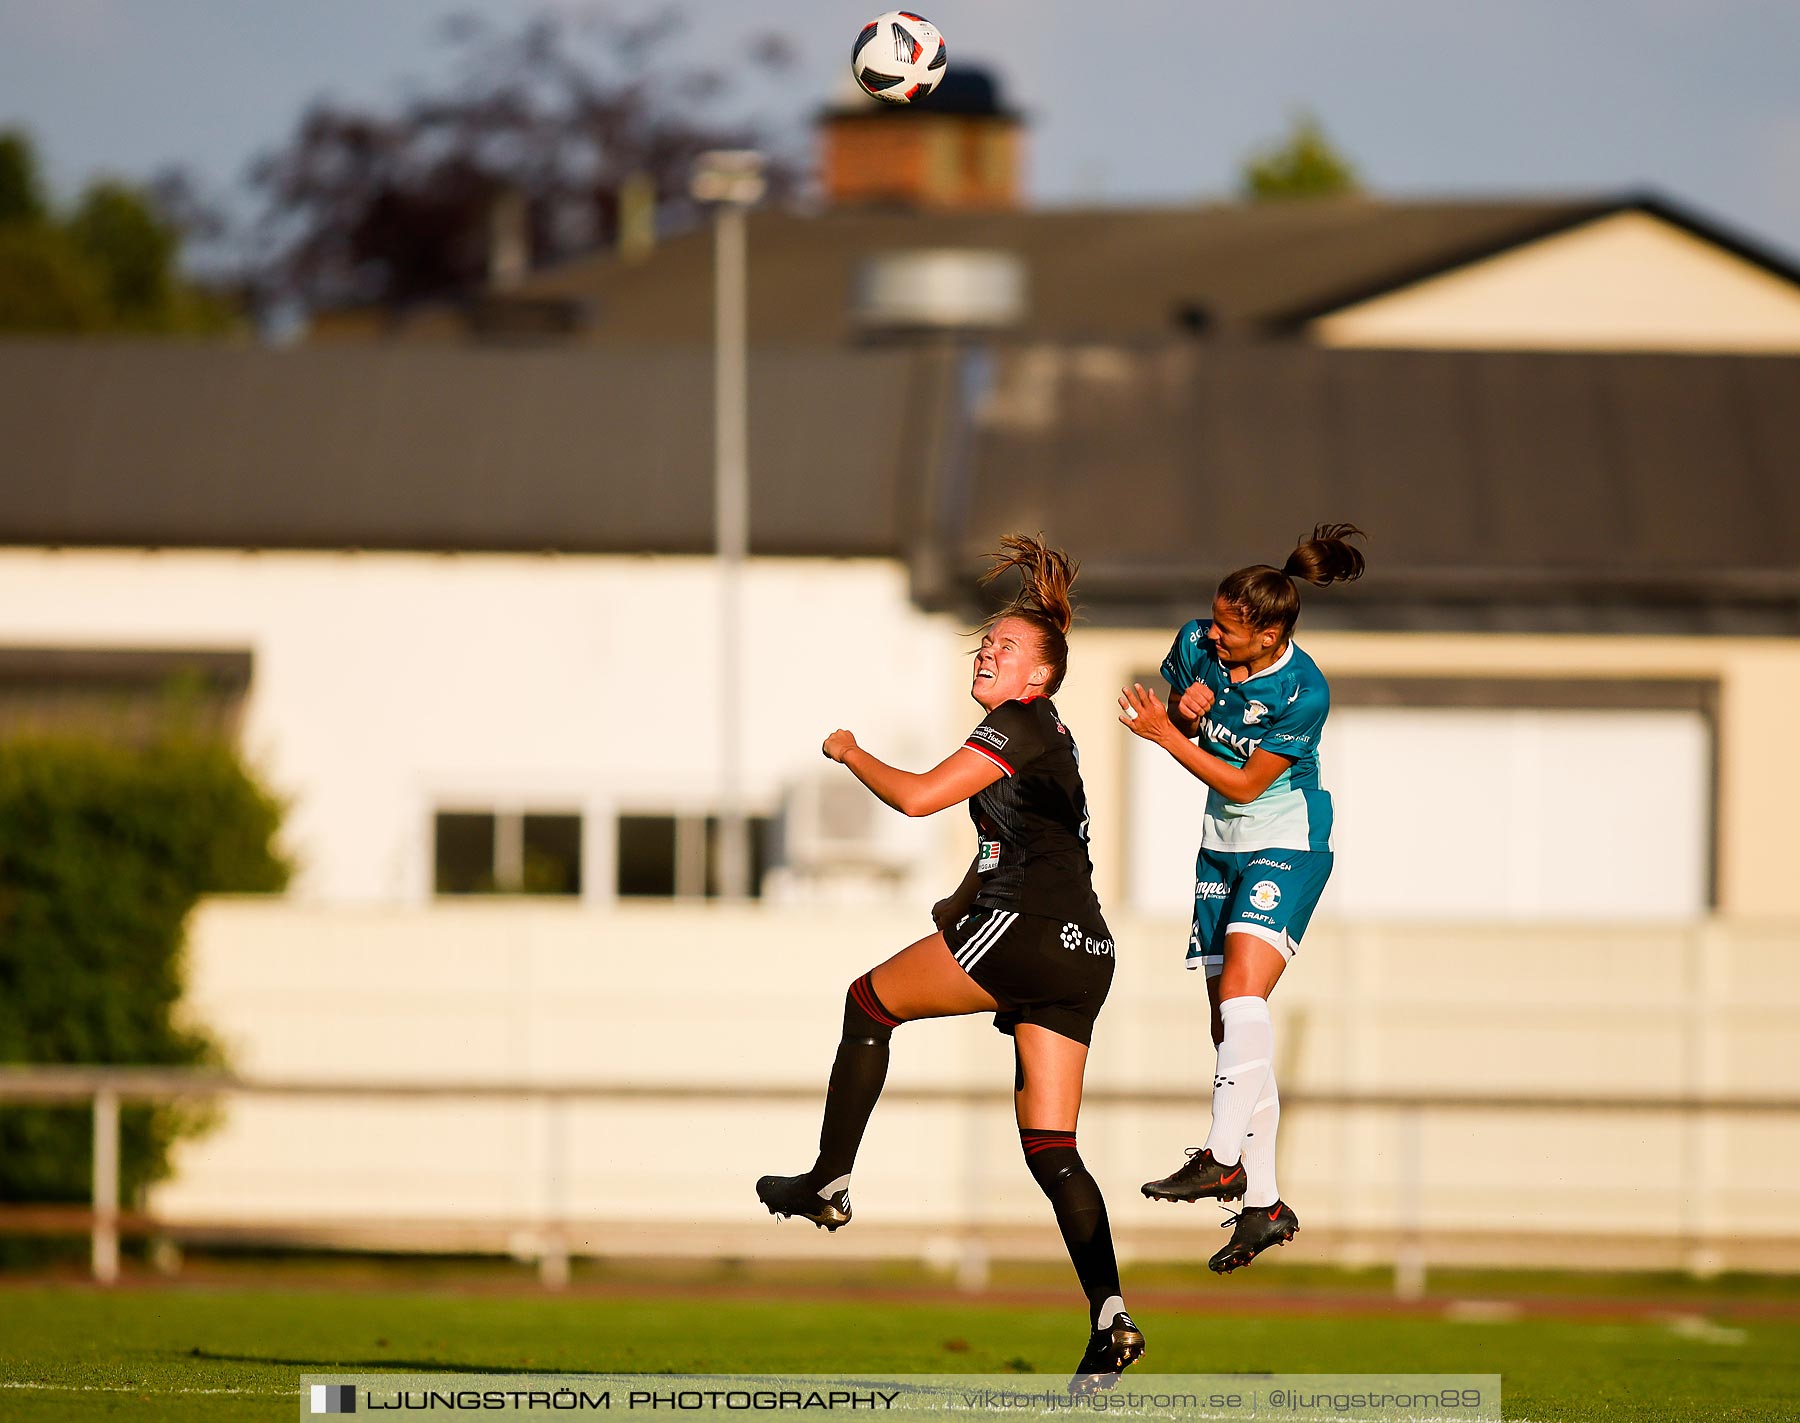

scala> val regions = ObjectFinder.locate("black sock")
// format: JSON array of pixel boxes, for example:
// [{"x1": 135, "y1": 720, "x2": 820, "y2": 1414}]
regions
[
  {"x1": 810, "y1": 973, "x2": 900, "y2": 1187},
  {"x1": 1020, "y1": 1128, "x2": 1123, "y2": 1329}
]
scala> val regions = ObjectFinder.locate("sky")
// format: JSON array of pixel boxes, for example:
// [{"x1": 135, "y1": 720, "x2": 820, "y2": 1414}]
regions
[{"x1": 3, "y1": 0, "x2": 1800, "y2": 261}]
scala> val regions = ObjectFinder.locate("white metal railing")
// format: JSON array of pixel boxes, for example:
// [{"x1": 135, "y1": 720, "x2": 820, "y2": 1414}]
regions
[{"x1": 2, "y1": 1067, "x2": 1797, "y2": 1295}]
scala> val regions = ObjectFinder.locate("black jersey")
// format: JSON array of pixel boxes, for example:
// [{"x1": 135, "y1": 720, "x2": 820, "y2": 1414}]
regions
[{"x1": 958, "y1": 697, "x2": 1102, "y2": 922}]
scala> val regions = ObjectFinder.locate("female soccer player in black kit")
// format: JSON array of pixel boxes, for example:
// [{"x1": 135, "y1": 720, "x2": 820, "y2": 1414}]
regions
[{"x1": 756, "y1": 535, "x2": 1142, "y2": 1395}]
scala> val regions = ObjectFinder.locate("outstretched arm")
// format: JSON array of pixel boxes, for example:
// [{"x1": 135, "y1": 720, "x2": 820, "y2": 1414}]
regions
[
  {"x1": 824, "y1": 731, "x2": 1004, "y2": 818},
  {"x1": 1118, "y1": 683, "x2": 1291, "y2": 805}
]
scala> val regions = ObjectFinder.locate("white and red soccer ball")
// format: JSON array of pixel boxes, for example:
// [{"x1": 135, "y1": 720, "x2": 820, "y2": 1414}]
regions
[{"x1": 851, "y1": 11, "x2": 948, "y2": 104}]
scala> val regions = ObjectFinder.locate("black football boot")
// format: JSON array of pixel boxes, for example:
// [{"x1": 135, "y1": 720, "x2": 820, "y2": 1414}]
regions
[
  {"x1": 754, "y1": 1172, "x2": 852, "y2": 1231},
  {"x1": 1208, "y1": 1200, "x2": 1300, "y2": 1273},
  {"x1": 1068, "y1": 1311, "x2": 1146, "y2": 1396},
  {"x1": 1140, "y1": 1147, "x2": 1247, "y2": 1203}
]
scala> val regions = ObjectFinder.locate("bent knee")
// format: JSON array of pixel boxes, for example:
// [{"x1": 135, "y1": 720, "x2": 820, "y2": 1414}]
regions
[{"x1": 843, "y1": 972, "x2": 902, "y2": 1040}]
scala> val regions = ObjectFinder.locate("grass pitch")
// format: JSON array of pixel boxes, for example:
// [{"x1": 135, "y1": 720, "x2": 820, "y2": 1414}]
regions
[{"x1": 1, "y1": 1266, "x2": 1797, "y2": 1423}]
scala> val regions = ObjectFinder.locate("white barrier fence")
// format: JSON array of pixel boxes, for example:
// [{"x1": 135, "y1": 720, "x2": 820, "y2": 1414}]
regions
[
  {"x1": 7, "y1": 902, "x2": 1799, "y2": 1289},
  {"x1": 3, "y1": 1066, "x2": 1798, "y2": 1296}
]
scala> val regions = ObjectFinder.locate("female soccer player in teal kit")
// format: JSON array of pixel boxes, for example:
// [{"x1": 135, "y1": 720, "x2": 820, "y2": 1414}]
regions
[{"x1": 1119, "y1": 524, "x2": 1365, "y2": 1273}]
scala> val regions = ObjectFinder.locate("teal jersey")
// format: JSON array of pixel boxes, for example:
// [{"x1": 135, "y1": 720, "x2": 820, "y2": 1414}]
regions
[{"x1": 1161, "y1": 619, "x2": 1334, "y2": 853}]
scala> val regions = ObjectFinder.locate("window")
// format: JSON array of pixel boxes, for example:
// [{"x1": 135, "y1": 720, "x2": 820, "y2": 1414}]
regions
[
  {"x1": 616, "y1": 815, "x2": 678, "y2": 898},
  {"x1": 433, "y1": 811, "x2": 583, "y2": 896},
  {"x1": 435, "y1": 813, "x2": 498, "y2": 894},
  {"x1": 615, "y1": 813, "x2": 778, "y2": 899}
]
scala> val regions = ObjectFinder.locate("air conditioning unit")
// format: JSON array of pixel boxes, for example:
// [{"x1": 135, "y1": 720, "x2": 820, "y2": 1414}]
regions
[{"x1": 780, "y1": 773, "x2": 912, "y2": 877}]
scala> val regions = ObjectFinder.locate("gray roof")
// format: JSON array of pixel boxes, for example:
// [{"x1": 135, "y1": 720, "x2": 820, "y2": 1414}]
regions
[
  {"x1": 3, "y1": 340, "x2": 1798, "y2": 634},
  {"x1": 932, "y1": 344, "x2": 1800, "y2": 632},
  {"x1": 0, "y1": 342, "x2": 921, "y2": 557},
  {"x1": 313, "y1": 194, "x2": 1800, "y2": 347}
]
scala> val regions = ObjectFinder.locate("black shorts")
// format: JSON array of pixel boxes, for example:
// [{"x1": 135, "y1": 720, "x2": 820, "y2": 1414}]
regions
[{"x1": 942, "y1": 906, "x2": 1116, "y2": 1046}]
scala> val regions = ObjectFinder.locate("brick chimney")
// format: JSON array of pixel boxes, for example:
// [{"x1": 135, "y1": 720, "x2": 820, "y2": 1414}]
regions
[{"x1": 819, "y1": 66, "x2": 1023, "y2": 210}]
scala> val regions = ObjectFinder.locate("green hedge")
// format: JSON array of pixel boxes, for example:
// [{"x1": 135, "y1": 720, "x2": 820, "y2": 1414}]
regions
[{"x1": 0, "y1": 734, "x2": 290, "y2": 1207}]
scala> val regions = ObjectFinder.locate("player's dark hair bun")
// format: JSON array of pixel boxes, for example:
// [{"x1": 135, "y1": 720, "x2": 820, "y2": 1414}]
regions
[
  {"x1": 1283, "y1": 523, "x2": 1366, "y2": 587},
  {"x1": 1220, "y1": 523, "x2": 1366, "y2": 638}
]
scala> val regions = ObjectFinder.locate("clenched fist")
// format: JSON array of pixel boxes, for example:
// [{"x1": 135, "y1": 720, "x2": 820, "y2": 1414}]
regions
[{"x1": 1176, "y1": 681, "x2": 1216, "y2": 724}]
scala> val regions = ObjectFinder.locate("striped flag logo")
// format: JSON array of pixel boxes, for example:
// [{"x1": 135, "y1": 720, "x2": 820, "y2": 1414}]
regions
[{"x1": 310, "y1": 1383, "x2": 356, "y2": 1414}]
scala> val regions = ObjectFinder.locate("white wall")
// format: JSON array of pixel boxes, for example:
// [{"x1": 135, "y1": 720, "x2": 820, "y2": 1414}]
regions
[{"x1": 0, "y1": 550, "x2": 970, "y2": 905}]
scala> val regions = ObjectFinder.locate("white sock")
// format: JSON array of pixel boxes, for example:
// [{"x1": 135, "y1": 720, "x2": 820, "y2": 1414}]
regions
[
  {"x1": 1203, "y1": 996, "x2": 1273, "y2": 1168},
  {"x1": 1241, "y1": 1070, "x2": 1280, "y2": 1209}
]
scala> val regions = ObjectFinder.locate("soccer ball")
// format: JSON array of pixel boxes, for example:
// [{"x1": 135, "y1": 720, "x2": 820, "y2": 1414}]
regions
[{"x1": 851, "y1": 11, "x2": 948, "y2": 104}]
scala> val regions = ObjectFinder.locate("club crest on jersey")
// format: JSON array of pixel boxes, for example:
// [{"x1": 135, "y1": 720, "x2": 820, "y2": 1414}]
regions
[
  {"x1": 1248, "y1": 880, "x2": 1282, "y2": 912},
  {"x1": 1242, "y1": 700, "x2": 1270, "y2": 725}
]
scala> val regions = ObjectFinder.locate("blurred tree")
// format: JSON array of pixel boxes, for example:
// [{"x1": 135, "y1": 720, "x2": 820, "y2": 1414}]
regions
[
  {"x1": 1240, "y1": 111, "x2": 1362, "y2": 201},
  {"x1": 0, "y1": 227, "x2": 110, "y2": 331},
  {"x1": 0, "y1": 129, "x2": 49, "y2": 226},
  {"x1": 67, "y1": 182, "x2": 179, "y2": 326},
  {"x1": 0, "y1": 731, "x2": 289, "y2": 1229},
  {"x1": 246, "y1": 7, "x2": 798, "y2": 310},
  {"x1": 0, "y1": 126, "x2": 235, "y2": 333}
]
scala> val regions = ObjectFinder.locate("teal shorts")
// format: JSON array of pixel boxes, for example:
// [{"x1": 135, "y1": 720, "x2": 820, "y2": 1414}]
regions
[{"x1": 1188, "y1": 847, "x2": 1334, "y2": 976}]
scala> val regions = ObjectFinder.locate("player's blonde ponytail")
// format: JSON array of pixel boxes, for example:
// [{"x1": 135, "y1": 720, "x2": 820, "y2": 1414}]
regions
[{"x1": 979, "y1": 533, "x2": 1080, "y2": 694}]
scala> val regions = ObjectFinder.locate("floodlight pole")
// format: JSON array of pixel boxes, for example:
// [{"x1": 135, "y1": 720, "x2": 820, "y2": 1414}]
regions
[{"x1": 692, "y1": 152, "x2": 765, "y2": 902}]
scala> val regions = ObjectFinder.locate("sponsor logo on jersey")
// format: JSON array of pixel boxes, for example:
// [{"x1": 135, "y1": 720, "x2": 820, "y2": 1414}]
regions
[
  {"x1": 968, "y1": 725, "x2": 1009, "y2": 751},
  {"x1": 1264, "y1": 730, "x2": 1310, "y2": 749},
  {"x1": 1248, "y1": 857, "x2": 1294, "y2": 872},
  {"x1": 1195, "y1": 880, "x2": 1230, "y2": 900},
  {"x1": 1241, "y1": 911, "x2": 1276, "y2": 925},
  {"x1": 1062, "y1": 923, "x2": 1114, "y2": 956},
  {"x1": 1189, "y1": 625, "x2": 1204, "y2": 644},
  {"x1": 1242, "y1": 700, "x2": 1269, "y2": 725},
  {"x1": 977, "y1": 839, "x2": 1001, "y2": 874},
  {"x1": 1203, "y1": 718, "x2": 1259, "y2": 759},
  {"x1": 1248, "y1": 880, "x2": 1282, "y2": 912}
]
